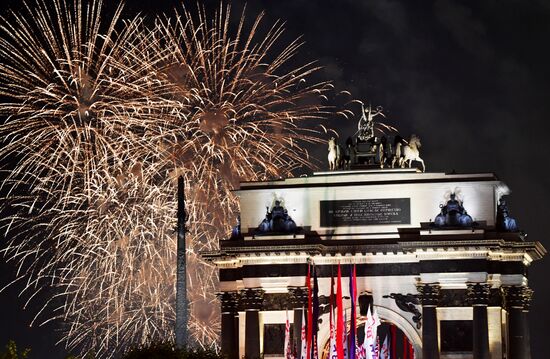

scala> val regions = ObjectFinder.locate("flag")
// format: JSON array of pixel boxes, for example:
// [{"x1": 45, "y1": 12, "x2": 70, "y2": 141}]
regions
[
  {"x1": 374, "y1": 336, "x2": 380, "y2": 359},
  {"x1": 300, "y1": 309, "x2": 307, "y2": 359},
  {"x1": 312, "y1": 266, "x2": 320, "y2": 359},
  {"x1": 285, "y1": 310, "x2": 293, "y2": 358},
  {"x1": 306, "y1": 263, "x2": 312, "y2": 359},
  {"x1": 344, "y1": 307, "x2": 348, "y2": 359},
  {"x1": 372, "y1": 307, "x2": 381, "y2": 346},
  {"x1": 357, "y1": 345, "x2": 366, "y2": 359},
  {"x1": 353, "y1": 266, "x2": 360, "y2": 359},
  {"x1": 380, "y1": 335, "x2": 389, "y2": 359},
  {"x1": 348, "y1": 264, "x2": 355, "y2": 359},
  {"x1": 336, "y1": 264, "x2": 345, "y2": 359},
  {"x1": 329, "y1": 274, "x2": 337, "y2": 359},
  {"x1": 363, "y1": 306, "x2": 381, "y2": 359},
  {"x1": 348, "y1": 265, "x2": 356, "y2": 359},
  {"x1": 390, "y1": 325, "x2": 396, "y2": 359}
]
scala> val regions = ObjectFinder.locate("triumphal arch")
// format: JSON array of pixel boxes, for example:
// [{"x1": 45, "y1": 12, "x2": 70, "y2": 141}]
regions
[{"x1": 203, "y1": 164, "x2": 545, "y2": 359}]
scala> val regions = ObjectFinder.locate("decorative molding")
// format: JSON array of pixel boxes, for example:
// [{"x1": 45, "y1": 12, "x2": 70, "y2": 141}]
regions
[
  {"x1": 203, "y1": 239, "x2": 545, "y2": 268},
  {"x1": 383, "y1": 293, "x2": 422, "y2": 329}
]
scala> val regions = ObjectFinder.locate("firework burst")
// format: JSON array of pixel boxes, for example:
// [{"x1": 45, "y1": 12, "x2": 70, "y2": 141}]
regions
[
  {"x1": 146, "y1": 4, "x2": 331, "y2": 345},
  {"x1": 0, "y1": 0, "x2": 175, "y2": 356},
  {"x1": 0, "y1": 0, "x2": 332, "y2": 357}
]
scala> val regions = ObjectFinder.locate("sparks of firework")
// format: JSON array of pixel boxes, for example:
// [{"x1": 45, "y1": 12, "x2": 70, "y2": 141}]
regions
[
  {"x1": 0, "y1": 0, "x2": 178, "y2": 357},
  {"x1": 0, "y1": 0, "x2": 332, "y2": 357},
  {"x1": 153, "y1": 2, "x2": 332, "y2": 221},
  {"x1": 146, "y1": 3, "x2": 331, "y2": 346}
]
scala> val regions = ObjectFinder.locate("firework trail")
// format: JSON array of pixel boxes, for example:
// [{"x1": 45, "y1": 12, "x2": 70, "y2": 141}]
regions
[{"x1": 0, "y1": 0, "x2": 331, "y2": 357}]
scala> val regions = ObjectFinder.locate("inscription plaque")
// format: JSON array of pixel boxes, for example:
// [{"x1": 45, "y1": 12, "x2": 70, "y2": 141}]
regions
[{"x1": 320, "y1": 198, "x2": 410, "y2": 227}]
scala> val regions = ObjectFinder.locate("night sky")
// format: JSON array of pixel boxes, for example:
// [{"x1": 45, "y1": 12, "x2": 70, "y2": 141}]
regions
[{"x1": 1, "y1": 0, "x2": 550, "y2": 357}]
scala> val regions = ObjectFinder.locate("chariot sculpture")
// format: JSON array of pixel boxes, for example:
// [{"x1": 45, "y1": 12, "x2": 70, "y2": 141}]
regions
[{"x1": 327, "y1": 103, "x2": 426, "y2": 172}]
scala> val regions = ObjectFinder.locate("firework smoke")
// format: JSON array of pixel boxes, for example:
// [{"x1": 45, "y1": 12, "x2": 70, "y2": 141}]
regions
[{"x1": 0, "y1": 0, "x2": 331, "y2": 357}]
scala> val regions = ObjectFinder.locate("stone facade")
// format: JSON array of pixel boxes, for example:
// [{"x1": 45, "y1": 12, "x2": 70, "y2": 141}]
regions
[{"x1": 202, "y1": 169, "x2": 545, "y2": 359}]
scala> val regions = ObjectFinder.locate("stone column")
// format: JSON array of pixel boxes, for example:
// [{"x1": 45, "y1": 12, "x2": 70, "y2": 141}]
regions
[
  {"x1": 523, "y1": 287, "x2": 534, "y2": 359},
  {"x1": 288, "y1": 286, "x2": 308, "y2": 353},
  {"x1": 218, "y1": 291, "x2": 239, "y2": 359},
  {"x1": 502, "y1": 286, "x2": 534, "y2": 359},
  {"x1": 467, "y1": 283, "x2": 491, "y2": 359},
  {"x1": 417, "y1": 283, "x2": 441, "y2": 359},
  {"x1": 241, "y1": 288, "x2": 265, "y2": 359}
]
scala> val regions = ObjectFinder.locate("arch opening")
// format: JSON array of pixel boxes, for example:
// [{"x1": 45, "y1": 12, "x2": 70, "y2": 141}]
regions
[{"x1": 320, "y1": 319, "x2": 418, "y2": 359}]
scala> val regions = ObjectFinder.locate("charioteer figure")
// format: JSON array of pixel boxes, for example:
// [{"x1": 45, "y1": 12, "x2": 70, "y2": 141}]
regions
[{"x1": 357, "y1": 104, "x2": 383, "y2": 142}]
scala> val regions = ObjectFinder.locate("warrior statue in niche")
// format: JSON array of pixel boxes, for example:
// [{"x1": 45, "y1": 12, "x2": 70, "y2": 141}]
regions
[
  {"x1": 433, "y1": 193, "x2": 474, "y2": 227},
  {"x1": 256, "y1": 200, "x2": 297, "y2": 233},
  {"x1": 496, "y1": 198, "x2": 518, "y2": 232}
]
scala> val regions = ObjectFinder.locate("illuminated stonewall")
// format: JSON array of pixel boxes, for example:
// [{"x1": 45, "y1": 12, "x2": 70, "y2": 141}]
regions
[{"x1": 202, "y1": 168, "x2": 545, "y2": 359}]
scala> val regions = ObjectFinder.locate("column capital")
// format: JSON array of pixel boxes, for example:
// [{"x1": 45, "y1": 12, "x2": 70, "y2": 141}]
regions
[
  {"x1": 240, "y1": 288, "x2": 265, "y2": 311},
  {"x1": 467, "y1": 282, "x2": 491, "y2": 306},
  {"x1": 416, "y1": 282, "x2": 441, "y2": 307},
  {"x1": 287, "y1": 286, "x2": 308, "y2": 309},
  {"x1": 217, "y1": 291, "x2": 239, "y2": 314},
  {"x1": 501, "y1": 285, "x2": 534, "y2": 311}
]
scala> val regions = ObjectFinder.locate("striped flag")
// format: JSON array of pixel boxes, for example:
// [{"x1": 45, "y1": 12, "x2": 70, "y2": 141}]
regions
[
  {"x1": 329, "y1": 273, "x2": 337, "y2": 359},
  {"x1": 380, "y1": 335, "x2": 389, "y2": 359},
  {"x1": 300, "y1": 309, "x2": 307, "y2": 359},
  {"x1": 363, "y1": 306, "x2": 381, "y2": 359},
  {"x1": 284, "y1": 310, "x2": 292, "y2": 359},
  {"x1": 312, "y1": 266, "x2": 319, "y2": 359}
]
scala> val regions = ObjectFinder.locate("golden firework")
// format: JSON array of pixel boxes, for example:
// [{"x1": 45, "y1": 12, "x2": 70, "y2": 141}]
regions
[{"x1": 0, "y1": 0, "x2": 332, "y2": 357}]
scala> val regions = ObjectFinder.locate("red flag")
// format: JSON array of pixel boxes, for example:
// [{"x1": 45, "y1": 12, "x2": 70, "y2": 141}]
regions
[
  {"x1": 306, "y1": 263, "x2": 312, "y2": 359},
  {"x1": 390, "y1": 324, "x2": 397, "y2": 359},
  {"x1": 336, "y1": 263, "x2": 345, "y2": 359}
]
